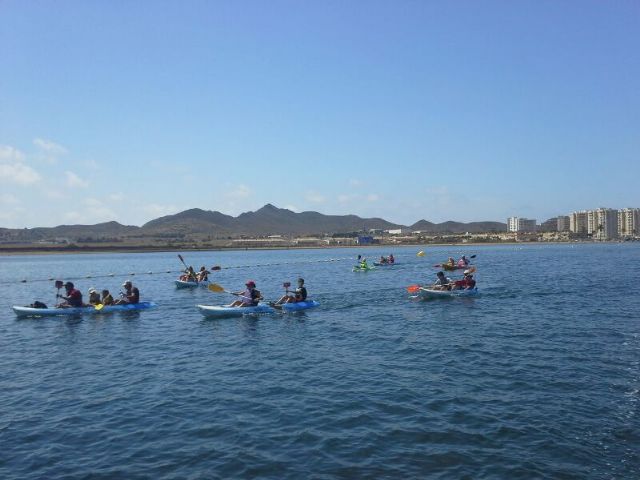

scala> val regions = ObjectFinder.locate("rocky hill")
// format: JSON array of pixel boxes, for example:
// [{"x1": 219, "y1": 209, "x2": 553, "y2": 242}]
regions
[{"x1": 0, "y1": 205, "x2": 506, "y2": 242}]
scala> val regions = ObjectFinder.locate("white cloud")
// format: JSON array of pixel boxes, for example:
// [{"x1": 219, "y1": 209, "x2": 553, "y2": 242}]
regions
[
  {"x1": 65, "y1": 171, "x2": 89, "y2": 188},
  {"x1": 349, "y1": 179, "x2": 363, "y2": 187},
  {"x1": 0, "y1": 162, "x2": 41, "y2": 185},
  {"x1": 305, "y1": 191, "x2": 326, "y2": 204},
  {"x1": 0, "y1": 193, "x2": 20, "y2": 205},
  {"x1": 33, "y1": 138, "x2": 68, "y2": 164},
  {"x1": 337, "y1": 193, "x2": 357, "y2": 204},
  {"x1": 82, "y1": 197, "x2": 117, "y2": 221},
  {"x1": 0, "y1": 145, "x2": 26, "y2": 163},
  {"x1": 34, "y1": 138, "x2": 67, "y2": 155},
  {"x1": 283, "y1": 204, "x2": 299, "y2": 212},
  {"x1": 0, "y1": 145, "x2": 40, "y2": 185},
  {"x1": 366, "y1": 193, "x2": 380, "y2": 202}
]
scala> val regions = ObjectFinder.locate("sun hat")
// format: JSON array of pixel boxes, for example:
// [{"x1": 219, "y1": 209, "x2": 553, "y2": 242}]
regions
[
  {"x1": 463, "y1": 269, "x2": 473, "y2": 275},
  {"x1": 88, "y1": 288, "x2": 97, "y2": 294},
  {"x1": 122, "y1": 280, "x2": 132, "y2": 286}
]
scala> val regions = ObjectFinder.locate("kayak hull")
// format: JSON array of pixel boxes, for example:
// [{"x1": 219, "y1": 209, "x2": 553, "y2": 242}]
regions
[
  {"x1": 13, "y1": 301, "x2": 157, "y2": 318},
  {"x1": 352, "y1": 266, "x2": 374, "y2": 272},
  {"x1": 197, "y1": 303, "x2": 274, "y2": 318},
  {"x1": 412, "y1": 287, "x2": 478, "y2": 299},
  {"x1": 279, "y1": 300, "x2": 320, "y2": 312},
  {"x1": 373, "y1": 262, "x2": 397, "y2": 267},
  {"x1": 441, "y1": 264, "x2": 468, "y2": 271},
  {"x1": 197, "y1": 300, "x2": 320, "y2": 317},
  {"x1": 175, "y1": 280, "x2": 210, "y2": 289}
]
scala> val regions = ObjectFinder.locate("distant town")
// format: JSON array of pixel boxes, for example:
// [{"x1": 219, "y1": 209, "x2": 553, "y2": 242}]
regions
[
  {"x1": 506, "y1": 207, "x2": 639, "y2": 241},
  {"x1": 1, "y1": 205, "x2": 638, "y2": 254}
]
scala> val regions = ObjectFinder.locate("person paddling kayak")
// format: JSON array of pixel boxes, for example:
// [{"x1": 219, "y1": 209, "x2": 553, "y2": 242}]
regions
[
  {"x1": 56, "y1": 281, "x2": 83, "y2": 307},
  {"x1": 452, "y1": 269, "x2": 476, "y2": 290},
  {"x1": 228, "y1": 280, "x2": 262, "y2": 307},
  {"x1": 115, "y1": 280, "x2": 139, "y2": 305},
  {"x1": 432, "y1": 271, "x2": 453, "y2": 291},
  {"x1": 274, "y1": 278, "x2": 308, "y2": 305}
]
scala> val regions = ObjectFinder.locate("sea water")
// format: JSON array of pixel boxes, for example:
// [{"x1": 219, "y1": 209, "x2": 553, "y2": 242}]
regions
[{"x1": 0, "y1": 243, "x2": 638, "y2": 478}]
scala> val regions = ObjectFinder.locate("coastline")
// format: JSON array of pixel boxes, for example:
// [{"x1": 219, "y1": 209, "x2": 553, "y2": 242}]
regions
[{"x1": 0, "y1": 239, "x2": 626, "y2": 256}]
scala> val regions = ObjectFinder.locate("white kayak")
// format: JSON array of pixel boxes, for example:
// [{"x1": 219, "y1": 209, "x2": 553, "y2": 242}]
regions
[
  {"x1": 411, "y1": 287, "x2": 478, "y2": 299},
  {"x1": 197, "y1": 303, "x2": 274, "y2": 318},
  {"x1": 13, "y1": 301, "x2": 157, "y2": 318},
  {"x1": 197, "y1": 300, "x2": 320, "y2": 318},
  {"x1": 175, "y1": 279, "x2": 210, "y2": 289}
]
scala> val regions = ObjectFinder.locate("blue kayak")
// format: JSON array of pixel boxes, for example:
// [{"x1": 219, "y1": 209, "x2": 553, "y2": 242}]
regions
[
  {"x1": 13, "y1": 301, "x2": 157, "y2": 318},
  {"x1": 277, "y1": 300, "x2": 320, "y2": 312}
]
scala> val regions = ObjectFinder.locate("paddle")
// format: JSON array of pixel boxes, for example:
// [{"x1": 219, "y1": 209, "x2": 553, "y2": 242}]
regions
[
  {"x1": 54, "y1": 280, "x2": 63, "y2": 304},
  {"x1": 207, "y1": 283, "x2": 253, "y2": 301},
  {"x1": 178, "y1": 254, "x2": 197, "y2": 282}
]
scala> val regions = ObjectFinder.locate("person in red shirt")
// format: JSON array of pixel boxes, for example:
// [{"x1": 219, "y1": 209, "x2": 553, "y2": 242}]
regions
[
  {"x1": 57, "y1": 281, "x2": 83, "y2": 307},
  {"x1": 453, "y1": 270, "x2": 476, "y2": 290}
]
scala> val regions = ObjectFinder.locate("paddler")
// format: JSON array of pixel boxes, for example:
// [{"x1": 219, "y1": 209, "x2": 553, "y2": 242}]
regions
[
  {"x1": 433, "y1": 271, "x2": 452, "y2": 291},
  {"x1": 275, "y1": 278, "x2": 308, "y2": 305},
  {"x1": 197, "y1": 266, "x2": 209, "y2": 281},
  {"x1": 228, "y1": 280, "x2": 262, "y2": 307},
  {"x1": 101, "y1": 289, "x2": 114, "y2": 305},
  {"x1": 115, "y1": 280, "x2": 140, "y2": 305},
  {"x1": 453, "y1": 269, "x2": 476, "y2": 290},
  {"x1": 56, "y1": 281, "x2": 83, "y2": 308},
  {"x1": 445, "y1": 257, "x2": 455, "y2": 267},
  {"x1": 388, "y1": 254, "x2": 395, "y2": 264},
  {"x1": 457, "y1": 255, "x2": 469, "y2": 267},
  {"x1": 87, "y1": 288, "x2": 101, "y2": 305}
]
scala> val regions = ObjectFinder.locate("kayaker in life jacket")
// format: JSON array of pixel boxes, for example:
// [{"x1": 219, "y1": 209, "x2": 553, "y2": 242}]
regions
[
  {"x1": 87, "y1": 288, "x2": 101, "y2": 305},
  {"x1": 275, "y1": 278, "x2": 308, "y2": 305},
  {"x1": 433, "y1": 271, "x2": 453, "y2": 291},
  {"x1": 388, "y1": 254, "x2": 395, "y2": 264},
  {"x1": 197, "y1": 266, "x2": 209, "y2": 281},
  {"x1": 445, "y1": 257, "x2": 455, "y2": 267},
  {"x1": 379, "y1": 256, "x2": 388, "y2": 264},
  {"x1": 229, "y1": 280, "x2": 262, "y2": 307},
  {"x1": 101, "y1": 289, "x2": 114, "y2": 305},
  {"x1": 453, "y1": 270, "x2": 476, "y2": 290},
  {"x1": 115, "y1": 280, "x2": 140, "y2": 304},
  {"x1": 57, "y1": 281, "x2": 83, "y2": 308},
  {"x1": 457, "y1": 256, "x2": 469, "y2": 267}
]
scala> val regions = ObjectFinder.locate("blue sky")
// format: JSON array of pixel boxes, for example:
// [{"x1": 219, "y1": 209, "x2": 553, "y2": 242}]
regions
[{"x1": 1, "y1": 1, "x2": 638, "y2": 228}]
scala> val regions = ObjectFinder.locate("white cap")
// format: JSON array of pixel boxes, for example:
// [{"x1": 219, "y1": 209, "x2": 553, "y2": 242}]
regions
[
  {"x1": 88, "y1": 288, "x2": 97, "y2": 294},
  {"x1": 122, "y1": 280, "x2": 132, "y2": 286}
]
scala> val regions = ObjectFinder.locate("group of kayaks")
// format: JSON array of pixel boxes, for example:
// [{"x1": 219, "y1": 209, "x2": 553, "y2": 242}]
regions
[{"x1": 13, "y1": 253, "x2": 478, "y2": 318}]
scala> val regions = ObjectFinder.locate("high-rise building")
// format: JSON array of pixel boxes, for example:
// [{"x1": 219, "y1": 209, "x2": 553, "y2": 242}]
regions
[
  {"x1": 618, "y1": 208, "x2": 640, "y2": 237},
  {"x1": 592, "y1": 208, "x2": 618, "y2": 240},
  {"x1": 507, "y1": 217, "x2": 536, "y2": 232},
  {"x1": 557, "y1": 216, "x2": 570, "y2": 232},
  {"x1": 569, "y1": 211, "x2": 588, "y2": 235}
]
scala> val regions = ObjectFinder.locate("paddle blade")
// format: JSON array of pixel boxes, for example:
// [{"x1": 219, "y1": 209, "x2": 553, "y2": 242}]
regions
[
  {"x1": 54, "y1": 280, "x2": 64, "y2": 289},
  {"x1": 406, "y1": 285, "x2": 421, "y2": 293},
  {"x1": 470, "y1": 255, "x2": 476, "y2": 259},
  {"x1": 283, "y1": 282, "x2": 291, "y2": 289},
  {"x1": 94, "y1": 303, "x2": 104, "y2": 311},
  {"x1": 208, "y1": 283, "x2": 225, "y2": 293},
  {"x1": 211, "y1": 265, "x2": 221, "y2": 271}
]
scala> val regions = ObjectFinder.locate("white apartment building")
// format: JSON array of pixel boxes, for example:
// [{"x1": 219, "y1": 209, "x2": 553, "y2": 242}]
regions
[
  {"x1": 587, "y1": 210, "x2": 598, "y2": 236},
  {"x1": 569, "y1": 211, "x2": 588, "y2": 235},
  {"x1": 592, "y1": 208, "x2": 618, "y2": 240},
  {"x1": 507, "y1": 217, "x2": 536, "y2": 232},
  {"x1": 557, "y1": 216, "x2": 570, "y2": 232},
  {"x1": 618, "y1": 208, "x2": 640, "y2": 237}
]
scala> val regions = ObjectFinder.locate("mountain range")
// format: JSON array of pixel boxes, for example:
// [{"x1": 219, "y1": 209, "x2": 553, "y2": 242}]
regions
[{"x1": 0, "y1": 204, "x2": 506, "y2": 243}]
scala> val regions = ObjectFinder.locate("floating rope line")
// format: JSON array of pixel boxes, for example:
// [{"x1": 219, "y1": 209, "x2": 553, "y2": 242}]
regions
[{"x1": 4, "y1": 256, "x2": 369, "y2": 285}]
